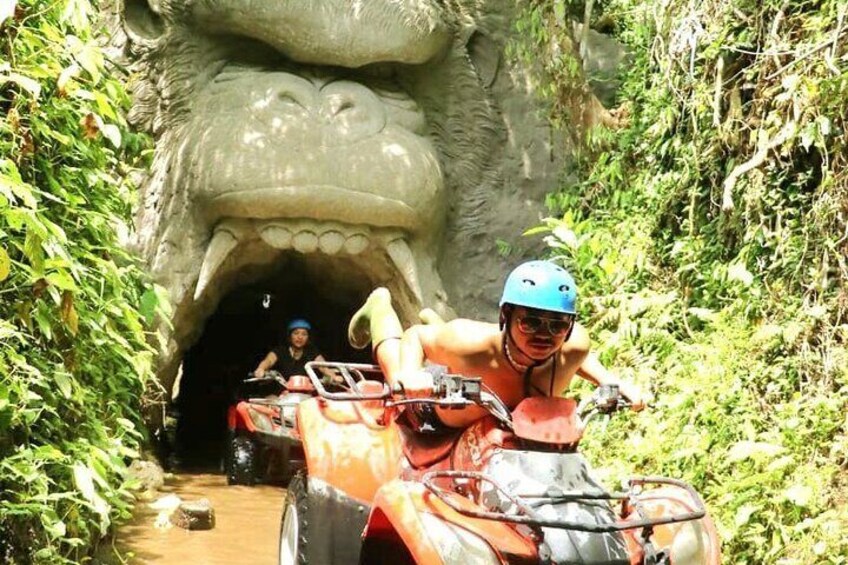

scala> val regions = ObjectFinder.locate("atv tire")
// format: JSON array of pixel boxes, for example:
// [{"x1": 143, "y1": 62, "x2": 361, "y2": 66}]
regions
[
  {"x1": 226, "y1": 434, "x2": 258, "y2": 486},
  {"x1": 279, "y1": 471, "x2": 309, "y2": 565}
]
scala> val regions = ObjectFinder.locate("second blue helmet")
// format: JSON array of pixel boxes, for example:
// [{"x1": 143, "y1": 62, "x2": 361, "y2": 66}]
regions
[
  {"x1": 287, "y1": 318, "x2": 312, "y2": 332},
  {"x1": 499, "y1": 260, "x2": 578, "y2": 315}
]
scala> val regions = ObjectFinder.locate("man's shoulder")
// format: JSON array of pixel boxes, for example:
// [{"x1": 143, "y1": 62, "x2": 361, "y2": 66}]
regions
[
  {"x1": 435, "y1": 319, "x2": 500, "y2": 351},
  {"x1": 445, "y1": 318, "x2": 498, "y2": 333},
  {"x1": 564, "y1": 322, "x2": 591, "y2": 352}
]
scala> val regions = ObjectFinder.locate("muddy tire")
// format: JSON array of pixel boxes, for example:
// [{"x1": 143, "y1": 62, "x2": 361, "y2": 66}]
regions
[
  {"x1": 279, "y1": 471, "x2": 309, "y2": 565},
  {"x1": 226, "y1": 435, "x2": 258, "y2": 486}
]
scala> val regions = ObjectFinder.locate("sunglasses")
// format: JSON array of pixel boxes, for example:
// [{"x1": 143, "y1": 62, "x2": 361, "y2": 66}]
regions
[{"x1": 515, "y1": 315, "x2": 574, "y2": 336}]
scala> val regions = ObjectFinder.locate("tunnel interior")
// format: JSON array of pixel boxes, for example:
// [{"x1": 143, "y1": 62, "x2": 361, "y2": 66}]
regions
[{"x1": 173, "y1": 252, "x2": 375, "y2": 468}]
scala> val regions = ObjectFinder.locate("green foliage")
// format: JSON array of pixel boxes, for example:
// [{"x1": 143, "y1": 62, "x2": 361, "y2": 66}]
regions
[
  {"x1": 1, "y1": 1, "x2": 159, "y2": 562},
  {"x1": 516, "y1": 0, "x2": 848, "y2": 562}
]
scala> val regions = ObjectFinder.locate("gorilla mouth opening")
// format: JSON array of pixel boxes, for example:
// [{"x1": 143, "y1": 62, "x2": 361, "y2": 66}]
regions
[{"x1": 194, "y1": 218, "x2": 429, "y2": 303}]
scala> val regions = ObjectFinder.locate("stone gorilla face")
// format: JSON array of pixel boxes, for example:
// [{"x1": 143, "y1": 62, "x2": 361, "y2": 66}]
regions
[
  {"x1": 119, "y1": 0, "x2": 565, "y2": 387},
  {"x1": 184, "y1": 71, "x2": 442, "y2": 231}
]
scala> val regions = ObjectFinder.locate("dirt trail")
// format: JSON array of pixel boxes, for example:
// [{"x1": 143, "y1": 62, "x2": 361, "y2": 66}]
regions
[{"x1": 102, "y1": 473, "x2": 285, "y2": 565}]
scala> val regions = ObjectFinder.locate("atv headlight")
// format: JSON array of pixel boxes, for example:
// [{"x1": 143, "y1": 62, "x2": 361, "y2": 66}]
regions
[
  {"x1": 247, "y1": 408, "x2": 274, "y2": 432},
  {"x1": 420, "y1": 513, "x2": 501, "y2": 565}
]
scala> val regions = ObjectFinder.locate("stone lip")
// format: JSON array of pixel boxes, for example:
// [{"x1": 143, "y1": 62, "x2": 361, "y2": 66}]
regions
[
  {"x1": 189, "y1": 0, "x2": 450, "y2": 67},
  {"x1": 209, "y1": 188, "x2": 419, "y2": 229}
]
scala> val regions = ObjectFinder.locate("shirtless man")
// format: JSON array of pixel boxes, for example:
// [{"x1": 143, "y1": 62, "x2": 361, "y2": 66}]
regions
[{"x1": 348, "y1": 260, "x2": 644, "y2": 429}]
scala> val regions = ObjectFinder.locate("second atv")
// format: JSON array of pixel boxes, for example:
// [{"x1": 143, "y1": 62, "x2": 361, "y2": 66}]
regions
[{"x1": 224, "y1": 370, "x2": 316, "y2": 485}]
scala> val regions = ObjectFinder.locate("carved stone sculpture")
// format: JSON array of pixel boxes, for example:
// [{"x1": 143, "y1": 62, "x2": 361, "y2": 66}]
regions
[{"x1": 116, "y1": 0, "x2": 603, "y2": 392}]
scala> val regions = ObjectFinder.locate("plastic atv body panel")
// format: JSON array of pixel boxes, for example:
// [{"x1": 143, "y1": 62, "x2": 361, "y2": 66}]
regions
[
  {"x1": 364, "y1": 479, "x2": 539, "y2": 564},
  {"x1": 297, "y1": 396, "x2": 403, "y2": 502}
]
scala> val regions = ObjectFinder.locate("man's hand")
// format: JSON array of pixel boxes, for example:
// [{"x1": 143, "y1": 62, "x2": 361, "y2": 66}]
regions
[
  {"x1": 396, "y1": 369, "x2": 435, "y2": 398},
  {"x1": 253, "y1": 368, "x2": 266, "y2": 378},
  {"x1": 322, "y1": 371, "x2": 344, "y2": 386},
  {"x1": 619, "y1": 382, "x2": 648, "y2": 412}
]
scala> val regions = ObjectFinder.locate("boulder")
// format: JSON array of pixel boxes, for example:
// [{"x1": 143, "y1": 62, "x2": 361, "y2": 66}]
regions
[{"x1": 169, "y1": 499, "x2": 216, "y2": 531}]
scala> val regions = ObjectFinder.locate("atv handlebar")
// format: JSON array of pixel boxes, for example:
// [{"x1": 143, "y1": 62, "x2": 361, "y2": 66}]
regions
[
  {"x1": 304, "y1": 362, "x2": 636, "y2": 431},
  {"x1": 388, "y1": 366, "x2": 514, "y2": 428},
  {"x1": 243, "y1": 370, "x2": 286, "y2": 385},
  {"x1": 577, "y1": 384, "x2": 633, "y2": 431}
]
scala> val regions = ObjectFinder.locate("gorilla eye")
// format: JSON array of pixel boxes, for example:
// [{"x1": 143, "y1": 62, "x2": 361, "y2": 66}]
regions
[
  {"x1": 522, "y1": 279, "x2": 536, "y2": 286},
  {"x1": 559, "y1": 285, "x2": 570, "y2": 292}
]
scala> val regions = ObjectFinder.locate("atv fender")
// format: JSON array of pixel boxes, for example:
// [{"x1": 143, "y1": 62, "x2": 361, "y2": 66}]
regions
[
  {"x1": 228, "y1": 402, "x2": 267, "y2": 433},
  {"x1": 297, "y1": 397, "x2": 403, "y2": 502},
  {"x1": 363, "y1": 479, "x2": 537, "y2": 564},
  {"x1": 629, "y1": 485, "x2": 722, "y2": 565}
]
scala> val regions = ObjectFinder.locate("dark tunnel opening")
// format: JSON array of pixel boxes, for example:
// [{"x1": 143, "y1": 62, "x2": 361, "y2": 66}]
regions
[{"x1": 172, "y1": 254, "x2": 374, "y2": 469}]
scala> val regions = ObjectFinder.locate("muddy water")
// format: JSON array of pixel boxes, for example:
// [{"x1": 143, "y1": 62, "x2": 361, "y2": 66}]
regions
[{"x1": 104, "y1": 474, "x2": 285, "y2": 564}]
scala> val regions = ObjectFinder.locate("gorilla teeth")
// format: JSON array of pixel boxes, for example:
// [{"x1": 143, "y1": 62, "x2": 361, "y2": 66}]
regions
[
  {"x1": 342, "y1": 233, "x2": 369, "y2": 254},
  {"x1": 318, "y1": 231, "x2": 345, "y2": 254},
  {"x1": 384, "y1": 237, "x2": 423, "y2": 303},
  {"x1": 259, "y1": 224, "x2": 293, "y2": 248},
  {"x1": 194, "y1": 226, "x2": 241, "y2": 300},
  {"x1": 258, "y1": 220, "x2": 373, "y2": 255},
  {"x1": 257, "y1": 218, "x2": 426, "y2": 302},
  {"x1": 292, "y1": 230, "x2": 319, "y2": 253}
]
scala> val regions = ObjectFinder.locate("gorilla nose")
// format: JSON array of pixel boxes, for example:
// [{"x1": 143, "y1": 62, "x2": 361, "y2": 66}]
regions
[
  {"x1": 270, "y1": 78, "x2": 387, "y2": 144},
  {"x1": 317, "y1": 81, "x2": 387, "y2": 143}
]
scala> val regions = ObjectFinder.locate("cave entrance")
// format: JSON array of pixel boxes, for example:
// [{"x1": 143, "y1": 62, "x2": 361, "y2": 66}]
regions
[{"x1": 173, "y1": 253, "x2": 374, "y2": 468}]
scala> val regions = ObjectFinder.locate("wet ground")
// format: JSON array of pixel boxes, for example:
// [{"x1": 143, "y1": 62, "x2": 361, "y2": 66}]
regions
[{"x1": 100, "y1": 473, "x2": 285, "y2": 564}]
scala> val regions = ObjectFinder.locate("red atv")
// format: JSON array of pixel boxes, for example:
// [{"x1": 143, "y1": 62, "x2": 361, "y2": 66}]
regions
[
  {"x1": 225, "y1": 370, "x2": 317, "y2": 485},
  {"x1": 279, "y1": 362, "x2": 721, "y2": 564}
]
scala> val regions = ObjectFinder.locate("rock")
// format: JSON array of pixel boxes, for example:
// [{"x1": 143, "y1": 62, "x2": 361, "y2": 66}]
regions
[
  {"x1": 128, "y1": 459, "x2": 165, "y2": 492},
  {"x1": 169, "y1": 499, "x2": 216, "y2": 531},
  {"x1": 573, "y1": 22, "x2": 630, "y2": 107}
]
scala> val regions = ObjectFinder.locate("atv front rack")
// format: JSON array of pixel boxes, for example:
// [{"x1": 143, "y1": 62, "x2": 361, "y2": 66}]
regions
[
  {"x1": 422, "y1": 470, "x2": 706, "y2": 533},
  {"x1": 305, "y1": 361, "x2": 390, "y2": 401}
]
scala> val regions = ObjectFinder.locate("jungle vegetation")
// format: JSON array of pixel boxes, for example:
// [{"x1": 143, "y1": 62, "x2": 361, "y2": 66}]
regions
[
  {"x1": 1, "y1": 0, "x2": 846, "y2": 563},
  {"x1": 1, "y1": 1, "x2": 162, "y2": 562},
  {"x1": 515, "y1": 0, "x2": 848, "y2": 562}
]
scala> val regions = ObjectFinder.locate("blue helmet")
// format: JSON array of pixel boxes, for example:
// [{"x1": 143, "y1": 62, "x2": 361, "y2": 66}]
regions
[
  {"x1": 287, "y1": 318, "x2": 312, "y2": 333},
  {"x1": 499, "y1": 261, "x2": 577, "y2": 315}
]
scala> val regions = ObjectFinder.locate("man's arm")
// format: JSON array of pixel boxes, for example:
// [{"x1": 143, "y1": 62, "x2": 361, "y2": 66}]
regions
[
  {"x1": 393, "y1": 320, "x2": 472, "y2": 393},
  {"x1": 576, "y1": 352, "x2": 645, "y2": 411},
  {"x1": 386, "y1": 324, "x2": 434, "y2": 395}
]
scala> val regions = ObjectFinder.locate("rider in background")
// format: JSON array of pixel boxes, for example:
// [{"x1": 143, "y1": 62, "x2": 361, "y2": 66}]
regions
[
  {"x1": 254, "y1": 319, "x2": 337, "y2": 383},
  {"x1": 348, "y1": 260, "x2": 645, "y2": 430}
]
